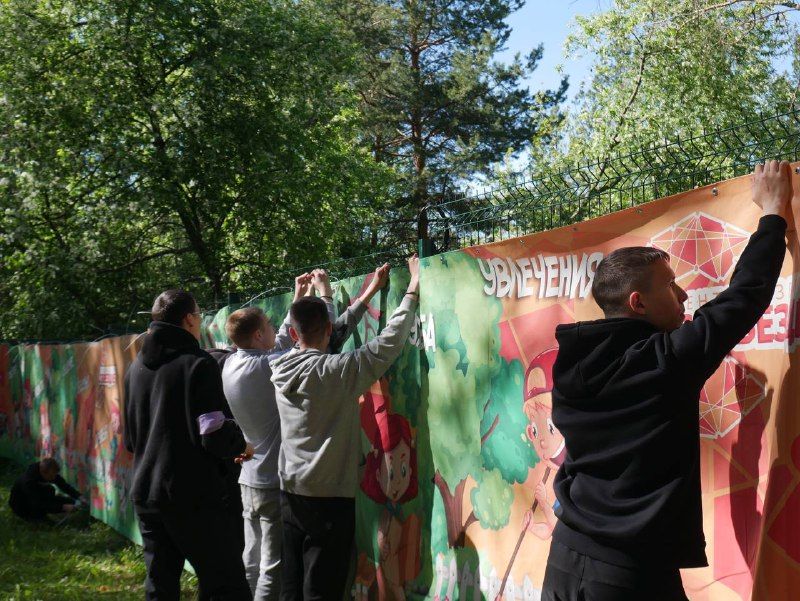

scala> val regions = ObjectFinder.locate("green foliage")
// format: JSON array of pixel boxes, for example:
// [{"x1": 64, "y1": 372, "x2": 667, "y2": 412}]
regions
[
  {"x1": 480, "y1": 357, "x2": 531, "y2": 482},
  {"x1": 470, "y1": 467, "x2": 514, "y2": 529},
  {"x1": 0, "y1": 0, "x2": 392, "y2": 340},
  {"x1": 0, "y1": 458, "x2": 198, "y2": 599},
  {"x1": 327, "y1": 0, "x2": 567, "y2": 239},
  {"x1": 548, "y1": 0, "x2": 797, "y2": 164}
]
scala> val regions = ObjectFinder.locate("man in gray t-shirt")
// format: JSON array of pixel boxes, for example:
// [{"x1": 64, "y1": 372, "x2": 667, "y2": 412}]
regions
[
  {"x1": 270, "y1": 257, "x2": 420, "y2": 601},
  {"x1": 223, "y1": 305, "x2": 289, "y2": 601}
]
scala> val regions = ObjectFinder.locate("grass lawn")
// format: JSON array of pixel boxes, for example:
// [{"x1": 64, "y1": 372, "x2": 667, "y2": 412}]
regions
[{"x1": 0, "y1": 458, "x2": 198, "y2": 600}]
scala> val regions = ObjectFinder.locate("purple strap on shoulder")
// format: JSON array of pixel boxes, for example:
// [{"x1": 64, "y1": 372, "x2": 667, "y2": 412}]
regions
[{"x1": 197, "y1": 411, "x2": 226, "y2": 435}]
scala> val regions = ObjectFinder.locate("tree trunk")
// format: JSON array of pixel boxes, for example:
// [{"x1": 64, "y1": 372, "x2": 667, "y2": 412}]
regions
[
  {"x1": 433, "y1": 471, "x2": 476, "y2": 548},
  {"x1": 409, "y1": 20, "x2": 428, "y2": 241},
  {"x1": 417, "y1": 207, "x2": 429, "y2": 242}
]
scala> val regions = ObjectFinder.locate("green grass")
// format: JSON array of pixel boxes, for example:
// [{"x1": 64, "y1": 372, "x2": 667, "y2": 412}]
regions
[{"x1": 0, "y1": 458, "x2": 198, "y2": 600}]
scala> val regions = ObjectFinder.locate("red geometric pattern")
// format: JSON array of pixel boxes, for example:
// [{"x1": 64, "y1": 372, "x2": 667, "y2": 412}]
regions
[
  {"x1": 699, "y1": 356, "x2": 766, "y2": 439},
  {"x1": 767, "y1": 437, "x2": 800, "y2": 563},
  {"x1": 650, "y1": 212, "x2": 750, "y2": 283}
]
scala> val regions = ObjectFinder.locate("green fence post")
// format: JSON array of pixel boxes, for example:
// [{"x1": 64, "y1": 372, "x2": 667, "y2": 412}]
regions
[
  {"x1": 418, "y1": 238, "x2": 435, "y2": 259},
  {"x1": 418, "y1": 205, "x2": 435, "y2": 258}
]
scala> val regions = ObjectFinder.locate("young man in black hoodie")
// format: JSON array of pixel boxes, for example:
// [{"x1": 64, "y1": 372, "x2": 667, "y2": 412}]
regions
[
  {"x1": 543, "y1": 161, "x2": 796, "y2": 601},
  {"x1": 9, "y1": 457, "x2": 83, "y2": 521},
  {"x1": 124, "y1": 289, "x2": 254, "y2": 601}
]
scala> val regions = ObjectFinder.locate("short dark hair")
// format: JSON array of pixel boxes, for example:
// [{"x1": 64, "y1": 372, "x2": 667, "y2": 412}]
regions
[
  {"x1": 40, "y1": 457, "x2": 60, "y2": 474},
  {"x1": 591, "y1": 247, "x2": 670, "y2": 314},
  {"x1": 226, "y1": 307, "x2": 269, "y2": 347},
  {"x1": 151, "y1": 289, "x2": 197, "y2": 326},
  {"x1": 290, "y1": 297, "x2": 330, "y2": 343}
]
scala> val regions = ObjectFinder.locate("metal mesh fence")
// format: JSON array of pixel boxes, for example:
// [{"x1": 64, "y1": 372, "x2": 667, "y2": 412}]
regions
[{"x1": 425, "y1": 108, "x2": 800, "y2": 251}]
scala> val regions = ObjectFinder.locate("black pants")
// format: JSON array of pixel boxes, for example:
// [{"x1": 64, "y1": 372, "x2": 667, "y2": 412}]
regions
[
  {"x1": 223, "y1": 481, "x2": 245, "y2": 557},
  {"x1": 542, "y1": 541, "x2": 690, "y2": 601},
  {"x1": 136, "y1": 504, "x2": 251, "y2": 601},
  {"x1": 279, "y1": 491, "x2": 355, "y2": 601},
  {"x1": 10, "y1": 494, "x2": 74, "y2": 521}
]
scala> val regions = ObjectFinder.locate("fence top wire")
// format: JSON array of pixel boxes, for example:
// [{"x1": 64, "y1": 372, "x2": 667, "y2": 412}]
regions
[
  {"x1": 425, "y1": 108, "x2": 800, "y2": 251},
  {"x1": 278, "y1": 247, "x2": 409, "y2": 282},
  {"x1": 237, "y1": 108, "x2": 800, "y2": 301}
]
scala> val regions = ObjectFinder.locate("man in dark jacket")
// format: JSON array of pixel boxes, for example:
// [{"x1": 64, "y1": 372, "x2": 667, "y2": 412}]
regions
[
  {"x1": 9, "y1": 457, "x2": 82, "y2": 520},
  {"x1": 544, "y1": 161, "x2": 796, "y2": 601},
  {"x1": 124, "y1": 289, "x2": 254, "y2": 601}
]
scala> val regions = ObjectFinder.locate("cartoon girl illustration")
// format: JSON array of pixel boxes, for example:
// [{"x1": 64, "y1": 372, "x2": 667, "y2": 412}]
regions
[
  {"x1": 360, "y1": 383, "x2": 420, "y2": 601},
  {"x1": 522, "y1": 348, "x2": 565, "y2": 540}
]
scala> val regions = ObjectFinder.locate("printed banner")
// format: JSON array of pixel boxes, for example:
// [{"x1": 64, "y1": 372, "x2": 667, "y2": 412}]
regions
[
  {"x1": 0, "y1": 337, "x2": 142, "y2": 540},
  {"x1": 1, "y1": 169, "x2": 799, "y2": 600},
  {"x1": 419, "y1": 172, "x2": 800, "y2": 601}
]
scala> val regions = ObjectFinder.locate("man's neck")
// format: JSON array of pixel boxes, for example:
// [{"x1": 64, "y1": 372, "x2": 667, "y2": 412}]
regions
[
  {"x1": 298, "y1": 341, "x2": 327, "y2": 353},
  {"x1": 238, "y1": 339, "x2": 270, "y2": 352},
  {"x1": 605, "y1": 311, "x2": 664, "y2": 331}
]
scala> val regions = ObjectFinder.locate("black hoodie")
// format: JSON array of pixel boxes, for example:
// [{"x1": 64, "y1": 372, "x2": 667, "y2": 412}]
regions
[
  {"x1": 9, "y1": 462, "x2": 80, "y2": 519},
  {"x1": 552, "y1": 215, "x2": 787, "y2": 570},
  {"x1": 123, "y1": 322, "x2": 247, "y2": 509}
]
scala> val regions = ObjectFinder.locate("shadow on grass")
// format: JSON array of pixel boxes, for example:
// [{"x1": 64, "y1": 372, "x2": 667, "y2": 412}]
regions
[{"x1": 0, "y1": 458, "x2": 197, "y2": 600}]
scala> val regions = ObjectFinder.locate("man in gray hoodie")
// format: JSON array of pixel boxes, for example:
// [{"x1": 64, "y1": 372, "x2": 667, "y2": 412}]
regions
[{"x1": 270, "y1": 255, "x2": 420, "y2": 601}]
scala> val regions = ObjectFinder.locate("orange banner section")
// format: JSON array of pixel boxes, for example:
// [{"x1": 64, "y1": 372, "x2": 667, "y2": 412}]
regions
[{"x1": 419, "y1": 168, "x2": 799, "y2": 600}]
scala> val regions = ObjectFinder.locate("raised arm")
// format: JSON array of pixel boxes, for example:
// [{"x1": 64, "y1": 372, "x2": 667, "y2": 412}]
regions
[
  {"x1": 670, "y1": 161, "x2": 794, "y2": 379},
  {"x1": 312, "y1": 269, "x2": 337, "y2": 324},
  {"x1": 330, "y1": 263, "x2": 390, "y2": 352},
  {"x1": 275, "y1": 273, "x2": 313, "y2": 351},
  {"x1": 324, "y1": 256, "x2": 420, "y2": 395}
]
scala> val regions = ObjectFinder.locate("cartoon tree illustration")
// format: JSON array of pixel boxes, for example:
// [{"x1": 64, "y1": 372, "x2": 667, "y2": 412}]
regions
[{"x1": 424, "y1": 252, "x2": 537, "y2": 548}]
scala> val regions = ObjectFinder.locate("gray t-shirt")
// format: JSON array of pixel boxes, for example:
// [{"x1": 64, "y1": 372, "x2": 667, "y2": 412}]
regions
[{"x1": 222, "y1": 349, "x2": 281, "y2": 489}]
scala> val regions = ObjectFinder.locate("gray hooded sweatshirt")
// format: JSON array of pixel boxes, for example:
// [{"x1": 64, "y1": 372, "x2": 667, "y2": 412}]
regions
[{"x1": 269, "y1": 295, "x2": 417, "y2": 498}]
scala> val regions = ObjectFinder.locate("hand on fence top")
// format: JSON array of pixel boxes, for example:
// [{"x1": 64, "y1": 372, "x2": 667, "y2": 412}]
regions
[
  {"x1": 752, "y1": 160, "x2": 793, "y2": 219},
  {"x1": 406, "y1": 254, "x2": 420, "y2": 295},
  {"x1": 311, "y1": 269, "x2": 333, "y2": 297},
  {"x1": 357, "y1": 263, "x2": 389, "y2": 305},
  {"x1": 293, "y1": 273, "x2": 312, "y2": 301},
  {"x1": 371, "y1": 263, "x2": 390, "y2": 290}
]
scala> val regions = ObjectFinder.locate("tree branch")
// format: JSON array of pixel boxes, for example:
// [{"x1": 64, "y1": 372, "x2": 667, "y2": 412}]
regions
[
  {"x1": 96, "y1": 247, "x2": 192, "y2": 274},
  {"x1": 580, "y1": 43, "x2": 648, "y2": 207},
  {"x1": 480, "y1": 414, "x2": 500, "y2": 445}
]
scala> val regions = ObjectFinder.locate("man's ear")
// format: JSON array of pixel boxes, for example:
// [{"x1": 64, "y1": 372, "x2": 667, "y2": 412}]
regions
[
  {"x1": 289, "y1": 326, "x2": 300, "y2": 342},
  {"x1": 628, "y1": 290, "x2": 646, "y2": 315},
  {"x1": 181, "y1": 312, "x2": 194, "y2": 331}
]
